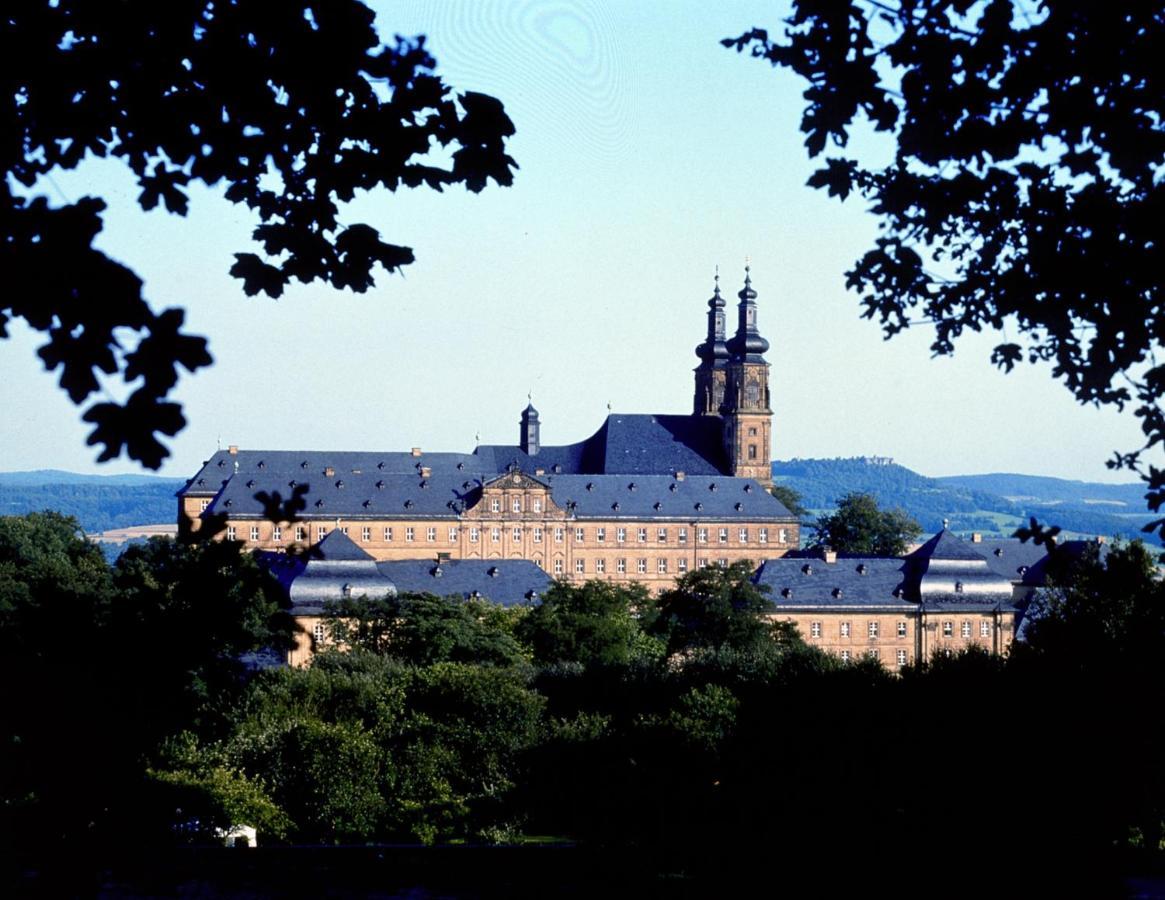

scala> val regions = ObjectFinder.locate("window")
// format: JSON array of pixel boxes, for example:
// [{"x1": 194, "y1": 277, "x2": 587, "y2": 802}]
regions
[
  {"x1": 739, "y1": 528, "x2": 748, "y2": 543},
  {"x1": 678, "y1": 558, "x2": 688, "y2": 573},
  {"x1": 980, "y1": 620, "x2": 991, "y2": 637},
  {"x1": 657, "y1": 558, "x2": 668, "y2": 574},
  {"x1": 637, "y1": 558, "x2": 648, "y2": 574},
  {"x1": 698, "y1": 558, "x2": 709, "y2": 569},
  {"x1": 867, "y1": 648, "x2": 879, "y2": 660},
  {"x1": 575, "y1": 559, "x2": 585, "y2": 574},
  {"x1": 868, "y1": 621, "x2": 879, "y2": 638},
  {"x1": 491, "y1": 528, "x2": 501, "y2": 543},
  {"x1": 532, "y1": 498, "x2": 542, "y2": 512},
  {"x1": 748, "y1": 444, "x2": 757, "y2": 460},
  {"x1": 617, "y1": 527, "x2": 627, "y2": 542},
  {"x1": 512, "y1": 527, "x2": 522, "y2": 542},
  {"x1": 597, "y1": 527, "x2": 606, "y2": 543},
  {"x1": 317, "y1": 526, "x2": 327, "y2": 539},
  {"x1": 295, "y1": 526, "x2": 306, "y2": 541},
  {"x1": 533, "y1": 527, "x2": 543, "y2": 543},
  {"x1": 449, "y1": 526, "x2": 458, "y2": 541},
  {"x1": 616, "y1": 558, "x2": 627, "y2": 574},
  {"x1": 313, "y1": 622, "x2": 326, "y2": 643},
  {"x1": 273, "y1": 526, "x2": 282, "y2": 542},
  {"x1": 840, "y1": 621, "x2": 851, "y2": 638},
  {"x1": 384, "y1": 526, "x2": 393, "y2": 541},
  {"x1": 340, "y1": 526, "x2": 349, "y2": 536},
  {"x1": 637, "y1": 528, "x2": 647, "y2": 543},
  {"x1": 961, "y1": 620, "x2": 972, "y2": 638},
  {"x1": 759, "y1": 527, "x2": 768, "y2": 544},
  {"x1": 678, "y1": 527, "x2": 688, "y2": 544},
  {"x1": 470, "y1": 527, "x2": 479, "y2": 543},
  {"x1": 491, "y1": 498, "x2": 501, "y2": 512},
  {"x1": 840, "y1": 649, "x2": 851, "y2": 662},
  {"x1": 719, "y1": 528, "x2": 728, "y2": 543},
  {"x1": 810, "y1": 621, "x2": 821, "y2": 638},
  {"x1": 427, "y1": 527, "x2": 437, "y2": 542},
  {"x1": 658, "y1": 527, "x2": 668, "y2": 542},
  {"x1": 778, "y1": 528, "x2": 788, "y2": 544},
  {"x1": 226, "y1": 525, "x2": 236, "y2": 540},
  {"x1": 512, "y1": 498, "x2": 521, "y2": 513},
  {"x1": 718, "y1": 558, "x2": 728, "y2": 567},
  {"x1": 942, "y1": 621, "x2": 953, "y2": 637},
  {"x1": 897, "y1": 621, "x2": 907, "y2": 638},
  {"x1": 575, "y1": 527, "x2": 585, "y2": 542},
  {"x1": 554, "y1": 559, "x2": 564, "y2": 575},
  {"x1": 897, "y1": 649, "x2": 908, "y2": 667},
  {"x1": 698, "y1": 528, "x2": 708, "y2": 543},
  {"x1": 199, "y1": 499, "x2": 210, "y2": 512},
  {"x1": 554, "y1": 527, "x2": 564, "y2": 543},
  {"x1": 362, "y1": 526, "x2": 371, "y2": 542},
  {"x1": 595, "y1": 558, "x2": 606, "y2": 574},
  {"x1": 250, "y1": 525, "x2": 260, "y2": 541},
  {"x1": 406, "y1": 527, "x2": 415, "y2": 542},
  {"x1": 748, "y1": 427, "x2": 758, "y2": 436}
]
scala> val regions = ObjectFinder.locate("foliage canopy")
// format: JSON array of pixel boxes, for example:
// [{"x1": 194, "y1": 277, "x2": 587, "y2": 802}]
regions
[
  {"x1": 3, "y1": 2, "x2": 515, "y2": 467},
  {"x1": 811, "y1": 491, "x2": 922, "y2": 556},
  {"x1": 725, "y1": 3, "x2": 1165, "y2": 527}
]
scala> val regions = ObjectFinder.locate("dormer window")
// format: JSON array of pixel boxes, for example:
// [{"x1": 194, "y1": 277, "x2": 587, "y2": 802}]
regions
[
  {"x1": 802, "y1": 564, "x2": 813, "y2": 575},
  {"x1": 954, "y1": 581, "x2": 964, "y2": 593},
  {"x1": 857, "y1": 564, "x2": 868, "y2": 575}
]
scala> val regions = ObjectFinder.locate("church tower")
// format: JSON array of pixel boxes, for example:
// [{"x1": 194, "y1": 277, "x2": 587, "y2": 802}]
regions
[
  {"x1": 721, "y1": 266, "x2": 772, "y2": 485},
  {"x1": 693, "y1": 270, "x2": 730, "y2": 415}
]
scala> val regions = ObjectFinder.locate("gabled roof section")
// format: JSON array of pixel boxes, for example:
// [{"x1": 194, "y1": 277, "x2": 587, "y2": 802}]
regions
[
  {"x1": 312, "y1": 529, "x2": 374, "y2": 561},
  {"x1": 600, "y1": 414, "x2": 726, "y2": 475},
  {"x1": 909, "y1": 528, "x2": 1016, "y2": 607}
]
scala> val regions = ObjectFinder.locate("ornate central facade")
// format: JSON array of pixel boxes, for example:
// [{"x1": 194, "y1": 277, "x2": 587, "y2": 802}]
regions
[{"x1": 178, "y1": 269, "x2": 800, "y2": 592}]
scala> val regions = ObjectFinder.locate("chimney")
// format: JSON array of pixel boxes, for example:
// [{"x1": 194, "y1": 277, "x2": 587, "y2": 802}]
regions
[
  {"x1": 971, "y1": 532, "x2": 982, "y2": 543},
  {"x1": 411, "y1": 447, "x2": 422, "y2": 457},
  {"x1": 675, "y1": 471, "x2": 686, "y2": 482},
  {"x1": 324, "y1": 467, "x2": 334, "y2": 478},
  {"x1": 420, "y1": 466, "x2": 431, "y2": 478},
  {"x1": 228, "y1": 445, "x2": 238, "y2": 455},
  {"x1": 1095, "y1": 535, "x2": 1106, "y2": 545},
  {"x1": 822, "y1": 547, "x2": 837, "y2": 564}
]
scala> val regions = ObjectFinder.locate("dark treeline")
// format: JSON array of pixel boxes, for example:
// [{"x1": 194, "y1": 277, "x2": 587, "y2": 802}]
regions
[{"x1": 2, "y1": 512, "x2": 1162, "y2": 895}]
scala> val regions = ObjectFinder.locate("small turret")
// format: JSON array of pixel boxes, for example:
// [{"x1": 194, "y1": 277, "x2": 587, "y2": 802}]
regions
[
  {"x1": 693, "y1": 269, "x2": 731, "y2": 415},
  {"x1": 520, "y1": 400, "x2": 540, "y2": 456}
]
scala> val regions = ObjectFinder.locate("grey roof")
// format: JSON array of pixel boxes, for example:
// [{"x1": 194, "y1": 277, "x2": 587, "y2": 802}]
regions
[
  {"x1": 259, "y1": 530, "x2": 551, "y2": 613},
  {"x1": 185, "y1": 413, "x2": 740, "y2": 501},
  {"x1": 377, "y1": 559, "x2": 551, "y2": 607},
  {"x1": 754, "y1": 556, "x2": 914, "y2": 609},
  {"x1": 910, "y1": 529, "x2": 1018, "y2": 607},
  {"x1": 539, "y1": 473, "x2": 793, "y2": 521},
  {"x1": 193, "y1": 462, "x2": 793, "y2": 525}
]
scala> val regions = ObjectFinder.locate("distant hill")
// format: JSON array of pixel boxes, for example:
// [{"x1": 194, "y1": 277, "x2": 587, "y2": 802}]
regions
[
  {"x1": 0, "y1": 472, "x2": 185, "y2": 534},
  {"x1": 936, "y1": 472, "x2": 1145, "y2": 507},
  {"x1": 772, "y1": 457, "x2": 1157, "y2": 545}
]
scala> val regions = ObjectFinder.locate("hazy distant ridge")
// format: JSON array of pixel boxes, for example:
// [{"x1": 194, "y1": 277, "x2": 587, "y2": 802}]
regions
[{"x1": 772, "y1": 458, "x2": 1156, "y2": 544}]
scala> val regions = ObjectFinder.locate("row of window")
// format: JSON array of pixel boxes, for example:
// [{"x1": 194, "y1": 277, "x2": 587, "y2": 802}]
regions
[
  {"x1": 807, "y1": 620, "x2": 993, "y2": 640},
  {"x1": 839, "y1": 648, "x2": 911, "y2": 667},
  {"x1": 223, "y1": 523, "x2": 791, "y2": 546},
  {"x1": 551, "y1": 556, "x2": 733, "y2": 576}
]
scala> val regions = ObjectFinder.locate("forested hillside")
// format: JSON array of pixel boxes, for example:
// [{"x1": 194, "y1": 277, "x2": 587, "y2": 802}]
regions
[
  {"x1": 772, "y1": 458, "x2": 1157, "y2": 544},
  {"x1": 0, "y1": 481, "x2": 183, "y2": 533}
]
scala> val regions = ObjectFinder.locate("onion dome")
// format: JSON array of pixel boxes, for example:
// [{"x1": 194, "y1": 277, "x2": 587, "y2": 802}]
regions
[
  {"x1": 694, "y1": 270, "x2": 731, "y2": 368},
  {"x1": 727, "y1": 265, "x2": 770, "y2": 360}
]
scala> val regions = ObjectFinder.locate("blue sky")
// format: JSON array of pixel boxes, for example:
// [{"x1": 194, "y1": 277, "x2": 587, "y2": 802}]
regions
[{"x1": 0, "y1": 0, "x2": 1145, "y2": 483}]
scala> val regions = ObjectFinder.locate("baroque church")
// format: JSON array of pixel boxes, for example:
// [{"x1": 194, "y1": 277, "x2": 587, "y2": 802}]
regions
[{"x1": 178, "y1": 268, "x2": 1040, "y2": 666}]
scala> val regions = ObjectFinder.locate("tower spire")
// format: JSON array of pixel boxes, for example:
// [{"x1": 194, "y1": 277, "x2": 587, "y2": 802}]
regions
[
  {"x1": 727, "y1": 262, "x2": 769, "y2": 362},
  {"x1": 693, "y1": 267, "x2": 731, "y2": 415}
]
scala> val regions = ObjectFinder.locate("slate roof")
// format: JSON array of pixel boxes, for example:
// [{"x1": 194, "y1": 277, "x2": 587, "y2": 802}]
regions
[
  {"x1": 754, "y1": 556, "x2": 914, "y2": 609},
  {"x1": 540, "y1": 473, "x2": 794, "y2": 521},
  {"x1": 909, "y1": 528, "x2": 1017, "y2": 607},
  {"x1": 260, "y1": 530, "x2": 551, "y2": 613},
  {"x1": 184, "y1": 413, "x2": 737, "y2": 502},
  {"x1": 377, "y1": 559, "x2": 551, "y2": 607},
  {"x1": 195, "y1": 465, "x2": 793, "y2": 524}
]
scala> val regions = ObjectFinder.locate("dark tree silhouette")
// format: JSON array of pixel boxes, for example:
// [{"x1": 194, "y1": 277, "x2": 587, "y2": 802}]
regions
[
  {"x1": 812, "y1": 491, "x2": 921, "y2": 556},
  {"x1": 3, "y1": 2, "x2": 516, "y2": 468},
  {"x1": 725, "y1": 3, "x2": 1164, "y2": 527}
]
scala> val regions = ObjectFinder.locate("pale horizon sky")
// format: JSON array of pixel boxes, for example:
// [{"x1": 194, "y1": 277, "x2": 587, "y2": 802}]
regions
[{"x1": 0, "y1": 0, "x2": 1149, "y2": 485}]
